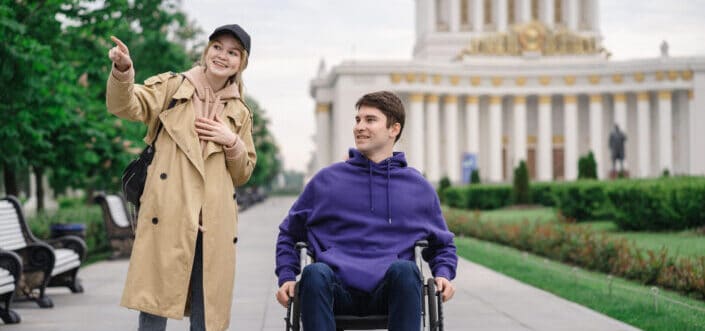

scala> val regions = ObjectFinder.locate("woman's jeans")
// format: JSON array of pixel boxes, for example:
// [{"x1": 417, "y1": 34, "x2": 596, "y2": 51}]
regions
[
  {"x1": 299, "y1": 260, "x2": 422, "y2": 331},
  {"x1": 138, "y1": 232, "x2": 205, "y2": 331}
]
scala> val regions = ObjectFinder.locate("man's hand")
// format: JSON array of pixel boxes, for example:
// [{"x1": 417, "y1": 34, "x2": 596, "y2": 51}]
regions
[
  {"x1": 434, "y1": 277, "x2": 455, "y2": 302},
  {"x1": 276, "y1": 281, "x2": 296, "y2": 308},
  {"x1": 108, "y1": 36, "x2": 133, "y2": 72}
]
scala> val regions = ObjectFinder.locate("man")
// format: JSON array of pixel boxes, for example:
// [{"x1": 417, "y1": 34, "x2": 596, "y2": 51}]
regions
[{"x1": 275, "y1": 91, "x2": 457, "y2": 331}]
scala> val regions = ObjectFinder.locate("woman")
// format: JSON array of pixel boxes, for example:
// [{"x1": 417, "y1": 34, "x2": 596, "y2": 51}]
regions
[{"x1": 106, "y1": 24, "x2": 257, "y2": 331}]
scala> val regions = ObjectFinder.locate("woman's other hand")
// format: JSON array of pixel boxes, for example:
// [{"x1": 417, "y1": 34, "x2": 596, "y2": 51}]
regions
[
  {"x1": 195, "y1": 113, "x2": 239, "y2": 147},
  {"x1": 109, "y1": 36, "x2": 133, "y2": 72}
]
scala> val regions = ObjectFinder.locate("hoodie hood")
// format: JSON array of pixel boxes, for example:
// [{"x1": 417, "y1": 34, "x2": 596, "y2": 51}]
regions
[
  {"x1": 346, "y1": 148, "x2": 407, "y2": 224},
  {"x1": 183, "y1": 66, "x2": 240, "y2": 153}
]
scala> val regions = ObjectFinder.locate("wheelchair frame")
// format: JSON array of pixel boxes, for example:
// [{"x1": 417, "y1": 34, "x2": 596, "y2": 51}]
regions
[{"x1": 284, "y1": 240, "x2": 444, "y2": 331}]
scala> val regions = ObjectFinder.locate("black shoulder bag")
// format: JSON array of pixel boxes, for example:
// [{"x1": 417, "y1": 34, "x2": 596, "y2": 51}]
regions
[{"x1": 121, "y1": 75, "x2": 185, "y2": 208}]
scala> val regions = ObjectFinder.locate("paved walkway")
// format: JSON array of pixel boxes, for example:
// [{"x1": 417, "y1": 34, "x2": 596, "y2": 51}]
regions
[{"x1": 3, "y1": 196, "x2": 640, "y2": 331}]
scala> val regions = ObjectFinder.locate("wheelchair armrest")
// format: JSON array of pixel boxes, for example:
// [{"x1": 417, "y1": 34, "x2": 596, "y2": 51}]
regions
[
  {"x1": 415, "y1": 240, "x2": 429, "y2": 248},
  {"x1": 295, "y1": 242, "x2": 308, "y2": 251}
]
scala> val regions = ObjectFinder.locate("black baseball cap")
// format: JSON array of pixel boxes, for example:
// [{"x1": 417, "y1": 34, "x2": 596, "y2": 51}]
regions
[{"x1": 209, "y1": 24, "x2": 251, "y2": 54}]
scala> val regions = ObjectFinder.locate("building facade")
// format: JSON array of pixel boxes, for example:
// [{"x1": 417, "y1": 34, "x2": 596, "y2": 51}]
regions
[{"x1": 310, "y1": 0, "x2": 705, "y2": 183}]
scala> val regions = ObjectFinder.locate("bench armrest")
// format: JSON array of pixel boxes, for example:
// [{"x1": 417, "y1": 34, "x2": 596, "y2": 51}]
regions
[
  {"x1": 0, "y1": 249, "x2": 22, "y2": 281},
  {"x1": 15, "y1": 242, "x2": 55, "y2": 273},
  {"x1": 47, "y1": 235, "x2": 87, "y2": 262}
]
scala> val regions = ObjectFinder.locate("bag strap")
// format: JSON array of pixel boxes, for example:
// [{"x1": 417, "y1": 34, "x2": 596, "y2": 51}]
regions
[{"x1": 150, "y1": 74, "x2": 185, "y2": 146}]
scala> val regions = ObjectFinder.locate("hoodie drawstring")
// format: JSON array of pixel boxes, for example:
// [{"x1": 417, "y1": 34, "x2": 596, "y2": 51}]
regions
[
  {"x1": 387, "y1": 161, "x2": 392, "y2": 224},
  {"x1": 367, "y1": 159, "x2": 392, "y2": 224},
  {"x1": 368, "y1": 160, "x2": 374, "y2": 212}
]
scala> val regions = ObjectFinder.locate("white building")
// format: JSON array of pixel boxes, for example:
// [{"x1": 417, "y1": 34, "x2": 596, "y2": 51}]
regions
[{"x1": 310, "y1": 0, "x2": 705, "y2": 183}]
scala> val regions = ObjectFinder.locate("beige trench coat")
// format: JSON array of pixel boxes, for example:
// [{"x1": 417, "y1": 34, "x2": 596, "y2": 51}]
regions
[{"x1": 106, "y1": 71, "x2": 256, "y2": 330}]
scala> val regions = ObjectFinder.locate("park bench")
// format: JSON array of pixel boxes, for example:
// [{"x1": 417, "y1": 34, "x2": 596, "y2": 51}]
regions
[
  {"x1": 0, "y1": 249, "x2": 22, "y2": 324},
  {"x1": 93, "y1": 193, "x2": 133, "y2": 258},
  {"x1": 0, "y1": 196, "x2": 86, "y2": 308}
]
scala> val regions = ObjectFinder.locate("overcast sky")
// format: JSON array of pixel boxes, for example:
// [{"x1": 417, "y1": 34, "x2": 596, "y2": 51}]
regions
[{"x1": 180, "y1": 0, "x2": 705, "y2": 172}]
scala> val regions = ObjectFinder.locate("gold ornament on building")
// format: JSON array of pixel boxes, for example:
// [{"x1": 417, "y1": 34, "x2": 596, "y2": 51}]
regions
[
  {"x1": 450, "y1": 76, "x2": 461, "y2": 85},
  {"x1": 426, "y1": 94, "x2": 439, "y2": 103},
  {"x1": 612, "y1": 74, "x2": 623, "y2": 84},
  {"x1": 655, "y1": 71, "x2": 665, "y2": 81},
  {"x1": 432, "y1": 74, "x2": 442, "y2": 85},
  {"x1": 455, "y1": 21, "x2": 606, "y2": 58},
  {"x1": 491, "y1": 77, "x2": 503, "y2": 86},
  {"x1": 418, "y1": 73, "x2": 428, "y2": 83},
  {"x1": 563, "y1": 76, "x2": 576, "y2": 85},
  {"x1": 390, "y1": 73, "x2": 402, "y2": 84},
  {"x1": 539, "y1": 76, "x2": 551, "y2": 85},
  {"x1": 588, "y1": 75, "x2": 601, "y2": 84},
  {"x1": 667, "y1": 71, "x2": 679, "y2": 81},
  {"x1": 633, "y1": 72, "x2": 645, "y2": 83},
  {"x1": 682, "y1": 70, "x2": 693, "y2": 81},
  {"x1": 470, "y1": 76, "x2": 482, "y2": 86},
  {"x1": 410, "y1": 93, "x2": 424, "y2": 102},
  {"x1": 614, "y1": 93, "x2": 626, "y2": 102},
  {"x1": 466, "y1": 95, "x2": 479, "y2": 104},
  {"x1": 315, "y1": 103, "x2": 331, "y2": 113},
  {"x1": 515, "y1": 77, "x2": 527, "y2": 86},
  {"x1": 405, "y1": 73, "x2": 416, "y2": 83}
]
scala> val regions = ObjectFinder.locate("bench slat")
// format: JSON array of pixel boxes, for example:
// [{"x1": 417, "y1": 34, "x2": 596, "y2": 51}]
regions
[{"x1": 106, "y1": 196, "x2": 130, "y2": 228}]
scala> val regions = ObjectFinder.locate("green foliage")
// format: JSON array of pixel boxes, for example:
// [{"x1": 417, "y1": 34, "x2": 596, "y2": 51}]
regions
[
  {"x1": 470, "y1": 169, "x2": 481, "y2": 184},
  {"x1": 445, "y1": 207, "x2": 705, "y2": 300},
  {"x1": 437, "y1": 176, "x2": 451, "y2": 203},
  {"x1": 530, "y1": 182, "x2": 556, "y2": 206},
  {"x1": 605, "y1": 177, "x2": 705, "y2": 231},
  {"x1": 243, "y1": 96, "x2": 281, "y2": 189},
  {"x1": 552, "y1": 180, "x2": 612, "y2": 221},
  {"x1": 512, "y1": 160, "x2": 531, "y2": 204},
  {"x1": 578, "y1": 151, "x2": 598, "y2": 180},
  {"x1": 443, "y1": 184, "x2": 512, "y2": 210},
  {"x1": 27, "y1": 203, "x2": 108, "y2": 256}
]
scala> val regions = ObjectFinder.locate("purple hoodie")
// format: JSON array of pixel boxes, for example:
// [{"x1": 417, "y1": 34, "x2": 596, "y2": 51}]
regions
[{"x1": 276, "y1": 148, "x2": 457, "y2": 293}]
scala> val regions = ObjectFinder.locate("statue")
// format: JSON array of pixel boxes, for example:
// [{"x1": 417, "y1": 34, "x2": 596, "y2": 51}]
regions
[
  {"x1": 660, "y1": 40, "x2": 669, "y2": 57},
  {"x1": 608, "y1": 124, "x2": 627, "y2": 173}
]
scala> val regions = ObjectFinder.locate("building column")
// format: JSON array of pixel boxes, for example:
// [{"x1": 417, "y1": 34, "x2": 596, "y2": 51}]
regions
[
  {"x1": 473, "y1": 0, "x2": 484, "y2": 31},
  {"x1": 518, "y1": 0, "x2": 531, "y2": 23},
  {"x1": 590, "y1": 0, "x2": 599, "y2": 31},
  {"x1": 658, "y1": 90, "x2": 673, "y2": 173},
  {"x1": 613, "y1": 93, "x2": 628, "y2": 170},
  {"x1": 427, "y1": 0, "x2": 437, "y2": 32},
  {"x1": 513, "y1": 95, "x2": 527, "y2": 167},
  {"x1": 444, "y1": 95, "x2": 460, "y2": 182},
  {"x1": 465, "y1": 96, "x2": 480, "y2": 155},
  {"x1": 408, "y1": 93, "x2": 425, "y2": 173},
  {"x1": 589, "y1": 94, "x2": 603, "y2": 178},
  {"x1": 315, "y1": 103, "x2": 331, "y2": 170},
  {"x1": 566, "y1": 0, "x2": 578, "y2": 30},
  {"x1": 489, "y1": 95, "x2": 503, "y2": 182},
  {"x1": 543, "y1": 0, "x2": 554, "y2": 27},
  {"x1": 537, "y1": 95, "x2": 553, "y2": 181},
  {"x1": 426, "y1": 94, "x2": 441, "y2": 182},
  {"x1": 564, "y1": 95, "x2": 578, "y2": 180},
  {"x1": 497, "y1": 0, "x2": 508, "y2": 31},
  {"x1": 636, "y1": 92, "x2": 651, "y2": 177},
  {"x1": 449, "y1": 0, "x2": 460, "y2": 32}
]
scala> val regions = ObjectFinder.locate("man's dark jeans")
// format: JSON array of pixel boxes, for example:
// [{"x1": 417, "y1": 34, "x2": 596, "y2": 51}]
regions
[{"x1": 299, "y1": 260, "x2": 422, "y2": 331}]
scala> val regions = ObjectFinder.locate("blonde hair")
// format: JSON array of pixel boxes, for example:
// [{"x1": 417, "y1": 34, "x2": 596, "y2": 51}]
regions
[{"x1": 198, "y1": 40, "x2": 249, "y2": 96}]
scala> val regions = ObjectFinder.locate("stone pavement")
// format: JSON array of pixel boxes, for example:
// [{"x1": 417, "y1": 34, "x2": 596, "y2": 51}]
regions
[{"x1": 3, "y1": 196, "x2": 641, "y2": 330}]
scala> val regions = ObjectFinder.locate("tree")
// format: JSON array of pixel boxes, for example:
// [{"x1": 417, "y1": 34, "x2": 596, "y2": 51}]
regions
[
  {"x1": 512, "y1": 160, "x2": 531, "y2": 205},
  {"x1": 578, "y1": 151, "x2": 598, "y2": 180},
  {"x1": 437, "y1": 176, "x2": 451, "y2": 203},
  {"x1": 243, "y1": 96, "x2": 281, "y2": 189},
  {"x1": 470, "y1": 169, "x2": 481, "y2": 184}
]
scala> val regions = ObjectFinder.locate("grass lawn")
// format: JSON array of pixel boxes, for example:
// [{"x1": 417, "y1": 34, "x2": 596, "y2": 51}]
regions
[
  {"x1": 456, "y1": 236, "x2": 705, "y2": 331},
  {"x1": 466, "y1": 206, "x2": 705, "y2": 259}
]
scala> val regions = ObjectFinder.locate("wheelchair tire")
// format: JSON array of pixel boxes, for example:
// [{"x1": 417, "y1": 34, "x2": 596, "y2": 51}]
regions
[
  {"x1": 292, "y1": 282, "x2": 301, "y2": 331},
  {"x1": 426, "y1": 278, "x2": 439, "y2": 331}
]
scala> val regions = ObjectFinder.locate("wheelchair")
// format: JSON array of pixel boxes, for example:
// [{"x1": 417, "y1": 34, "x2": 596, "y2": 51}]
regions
[{"x1": 284, "y1": 240, "x2": 444, "y2": 331}]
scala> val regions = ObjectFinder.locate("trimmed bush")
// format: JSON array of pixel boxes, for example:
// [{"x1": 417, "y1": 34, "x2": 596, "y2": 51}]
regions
[
  {"x1": 470, "y1": 169, "x2": 481, "y2": 184},
  {"x1": 530, "y1": 182, "x2": 556, "y2": 207},
  {"x1": 443, "y1": 184, "x2": 512, "y2": 210},
  {"x1": 606, "y1": 177, "x2": 705, "y2": 231},
  {"x1": 578, "y1": 151, "x2": 598, "y2": 179},
  {"x1": 552, "y1": 180, "x2": 612, "y2": 221},
  {"x1": 437, "y1": 176, "x2": 451, "y2": 203},
  {"x1": 512, "y1": 160, "x2": 531, "y2": 204}
]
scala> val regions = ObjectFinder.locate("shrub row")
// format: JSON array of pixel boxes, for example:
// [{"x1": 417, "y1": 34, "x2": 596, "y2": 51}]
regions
[
  {"x1": 28, "y1": 203, "x2": 109, "y2": 257},
  {"x1": 444, "y1": 207, "x2": 705, "y2": 300},
  {"x1": 442, "y1": 177, "x2": 705, "y2": 230}
]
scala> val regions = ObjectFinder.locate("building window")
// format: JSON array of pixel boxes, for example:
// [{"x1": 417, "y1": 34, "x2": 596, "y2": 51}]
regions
[
  {"x1": 484, "y1": 0, "x2": 493, "y2": 26},
  {"x1": 579, "y1": 0, "x2": 589, "y2": 29},
  {"x1": 436, "y1": 0, "x2": 449, "y2": 31},
  {"x1": 461, "y1": 0, "x2": 471, "y2": 29},
  {"x1": 531, "y1": 0, "x2": 539, "y2": 20},
  {"x1": 555, "y1": 0, "x2": 563, "y2": 24},
  {"x1": 508, "y1": 0, "x2": 516, "y2": 24}
]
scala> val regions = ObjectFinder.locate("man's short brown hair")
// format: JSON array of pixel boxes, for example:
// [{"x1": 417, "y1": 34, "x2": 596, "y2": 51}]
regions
[{"x1": 355, "y1": 91, "x2": 405, "y2": 142}]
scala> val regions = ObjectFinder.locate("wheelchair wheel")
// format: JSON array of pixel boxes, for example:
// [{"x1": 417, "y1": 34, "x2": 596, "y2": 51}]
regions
[
  {"x1": 426, "y1": 278, "x2": 438, "y2": 331},
  {"x1": 285, "y1": 283, "x2": 301, "y2": 331}
]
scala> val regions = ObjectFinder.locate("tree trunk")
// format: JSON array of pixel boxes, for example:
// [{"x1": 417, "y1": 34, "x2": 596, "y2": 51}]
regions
[
  {"x1": 34, "y1": 167, "x2": 44, "y2": 212},
  {"x1": 3, "y1": 162, "x2": 19, "y2": 197}
]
